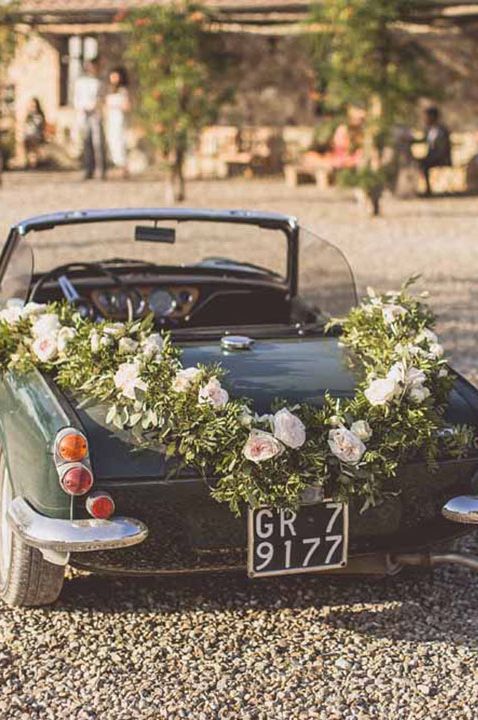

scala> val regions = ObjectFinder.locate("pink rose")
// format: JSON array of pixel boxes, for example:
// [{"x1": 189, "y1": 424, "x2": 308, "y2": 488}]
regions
[
  {"x1": 328, "y1": 427, "x2": 366, "y2": 465},
  {"x1": 32, "y1": 336, "x2": 58, "y2": 363},
  {"x1": 198, "y1": 377, "x2": 229, "y2": 409},
  {"x1": 172, "y1": 367, "x2": 201, "y2": 392},
  {"x1": 243, "y1": 430, "x2": 284, "y2": 463}
]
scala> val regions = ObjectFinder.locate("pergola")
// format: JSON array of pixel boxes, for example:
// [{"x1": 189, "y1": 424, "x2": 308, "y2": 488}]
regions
[{"x1": 13, "y1": 1, "x2": 478, "y2": 35}]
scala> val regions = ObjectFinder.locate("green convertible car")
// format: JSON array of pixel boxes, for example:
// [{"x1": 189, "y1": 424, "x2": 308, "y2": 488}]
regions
[{"x1": 1, "y1": 208, "x2": 478, "y2": 607}]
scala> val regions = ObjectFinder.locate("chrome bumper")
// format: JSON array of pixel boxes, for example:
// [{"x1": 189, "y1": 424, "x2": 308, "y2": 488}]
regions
[
  {"x1": 8, "y1": 497, "x2": 148, "y2": 552},
  {"x1": 442, "y1": 495, "x2": 478, "y2": 524}
]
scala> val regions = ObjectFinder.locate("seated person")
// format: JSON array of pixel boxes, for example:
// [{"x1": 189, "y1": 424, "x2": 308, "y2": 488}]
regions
[
  {"x1": 417, "y1": 106, "x2": 452, "y2": 196},
  {"x1": 303, "y1": 106, "x2": 365, "y2": 177}
]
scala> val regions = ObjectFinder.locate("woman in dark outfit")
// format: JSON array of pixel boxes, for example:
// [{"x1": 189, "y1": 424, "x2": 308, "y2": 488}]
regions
[{"x1": 23, "y1": 98, "x2": 46, "y2": 169}]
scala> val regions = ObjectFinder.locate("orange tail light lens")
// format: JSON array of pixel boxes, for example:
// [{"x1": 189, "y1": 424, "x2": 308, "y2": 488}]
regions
[{"x1": 57, "y1": 431, "x2": 88, "y2": 462}]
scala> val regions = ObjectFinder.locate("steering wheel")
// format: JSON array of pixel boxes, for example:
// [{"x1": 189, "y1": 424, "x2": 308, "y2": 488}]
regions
[{"x1": 29, "y1": 262, "x2": 143, "y2": 322}]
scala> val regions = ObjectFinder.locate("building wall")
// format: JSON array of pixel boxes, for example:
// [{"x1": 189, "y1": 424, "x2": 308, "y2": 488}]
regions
[
  {"x1": 8, "y1": 31, "x2": 61, "y2": 163},
  {"x1": 6, "y1": 23, "x2": 478, "y2": 170}
]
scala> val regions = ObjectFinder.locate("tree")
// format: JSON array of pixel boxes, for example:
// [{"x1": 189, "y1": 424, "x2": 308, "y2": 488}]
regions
[
  {"x1": 308, "y1": 0, "x2": 439, "y2": 215},
  {"x1": 0, "y1": 2, "x2": 16, "y2": 185},
  {"x1": 125, "y1": 2, "x2": 225, "y2": 202}
]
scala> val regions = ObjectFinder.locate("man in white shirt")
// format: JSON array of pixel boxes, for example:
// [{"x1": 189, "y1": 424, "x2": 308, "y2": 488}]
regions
[{"x1": 74, "y1": 59, "x2": 106, "y2": 180}]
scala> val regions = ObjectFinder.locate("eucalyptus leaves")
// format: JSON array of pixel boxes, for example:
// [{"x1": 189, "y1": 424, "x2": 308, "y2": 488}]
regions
[{"x1": 0, "y1": 280, "x2": 472, "y2": 515}]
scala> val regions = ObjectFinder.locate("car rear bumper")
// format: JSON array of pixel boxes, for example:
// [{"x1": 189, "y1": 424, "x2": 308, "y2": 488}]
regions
[{"x1": 8, "y1": 497, "x2": 148, "y2": 552}]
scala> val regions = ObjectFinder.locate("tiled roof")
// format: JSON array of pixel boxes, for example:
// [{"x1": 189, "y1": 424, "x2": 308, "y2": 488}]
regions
[{"x1": 19, "y1": 0, "x2": 311, "y2": 12}]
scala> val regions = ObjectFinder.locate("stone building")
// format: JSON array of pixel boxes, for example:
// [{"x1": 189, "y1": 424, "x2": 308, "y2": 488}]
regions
[{"x1": 4, "y1": 0, "x2": 478, "y2": 175}]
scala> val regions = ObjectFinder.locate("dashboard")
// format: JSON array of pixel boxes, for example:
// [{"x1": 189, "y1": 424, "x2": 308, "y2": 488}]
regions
[
  {"x1": 90, "y1": 285, "x2": 200, "y2": 321},
  {"x1": 34, "y1": 271, "x2": 291, "y2": 327}
]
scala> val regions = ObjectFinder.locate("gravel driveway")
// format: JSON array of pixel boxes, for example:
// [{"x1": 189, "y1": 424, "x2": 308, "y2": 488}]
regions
[{"x1": 0, "y1": 172, "x2": 478, "y2": 719}]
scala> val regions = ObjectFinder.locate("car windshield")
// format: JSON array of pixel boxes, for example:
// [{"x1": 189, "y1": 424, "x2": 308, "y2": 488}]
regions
[{"x1": 0, "y1": 217, "x2": 357, "y2": 320}]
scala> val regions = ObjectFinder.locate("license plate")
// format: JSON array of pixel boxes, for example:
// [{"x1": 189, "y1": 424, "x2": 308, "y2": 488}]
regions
[{"x1": 248, "y1": 502, "x2": 348, "y2": 578}]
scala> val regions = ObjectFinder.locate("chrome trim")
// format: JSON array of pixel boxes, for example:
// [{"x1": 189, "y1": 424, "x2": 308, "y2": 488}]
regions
[
  {"x1": 395, "y1": 552, "x2": 478, "y2": 572},
  {"x1": 442, "y1": 495, "x2": 478, "y2": 524},
  {"x1": 221, "y1": 335, "x2": 254, "y2": 351},
  {"x1": 7, "y1": 497, "x2": 148, "y2": 552},
  {"x1": 72, "y1": 551, "x2": 400, "y2": 577}
]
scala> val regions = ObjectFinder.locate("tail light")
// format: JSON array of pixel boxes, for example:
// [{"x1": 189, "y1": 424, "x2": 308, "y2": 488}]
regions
[
  {"x1": 59, "y1": 464, "x2": 94, "y2": 496},
  {"x1": 55, "y1": 428, "x2": 88, "y2": 462},
  {"x1": 86, "y1": 492, "x2": 115, "y2": 519},
  {"x1": 54, "y1": 427, "x2": 94, "y2": 496}
]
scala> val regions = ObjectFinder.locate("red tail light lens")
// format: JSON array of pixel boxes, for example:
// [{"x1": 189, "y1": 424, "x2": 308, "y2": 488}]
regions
[
  {"x1": 60, "y1": 465, "x2": 93, "y2": 496},
  {"x1": 86, "y1": 492, "x2": 115, "y2": 520}
]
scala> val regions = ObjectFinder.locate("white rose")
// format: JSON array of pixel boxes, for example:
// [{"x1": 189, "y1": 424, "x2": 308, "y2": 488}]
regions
[
  {"x1": 409, "y1": 384, "x2": 430, "y2": 403},
  {"x1": 328, "y1": 427, "x2": 366, "y2": 465},
  {"x1": 57, "y1": 327, "x2": 76, "y2": 353},
  {"x1": 389, "y1": 363, "x2": 426, "y2": 390},
  {"x1": 21, "y1": 301, "x2": 47, "y2": 318},
  {"x1": 405, "y1": 366, "x2": 426, "y2": 388},
  {"x1": 90, "y1": 330, "x2": 101, "y2": 354},
  {"x1": 113, "y1": 362, "x2": 148, "y2": 400},
  {"x1": 172, "y1": 367, "x2": 201, "y2": 392},
  {"x1": 329, "y1": 415, "x2": 342, "y2": 427},
  {"x1": 100, "y1": 335, "x2": 113, "y2": 348},
  {"x1": 243, "y1": 430, "x2": 284, "y2": 463},
  {"x1": 118, "y1": 336, "x2": 139, "y2": 355},
  {"x1": 103, "y1": 323, "x2": 125, "y2": 337},
  {"x1": 382, "y1": 304, "x2": 406, "y2": 324},
  {"x1": 438, "y1": 367, "x2": 448, "y2": 378},
  {"x1": 273, "y1": 407, "x2": 306, "y2": 449},
  {"x1": 32, "y1": 313, "x2": 60, "y2": 338},
  {"x1": 254, "y1": 413, "x2": 274, "y2": 429},
  {"x1": 198, "y1": 377, "x2": 229, "y2": 409},
  {"x1": 239, "y1": 406, "x2": 253, "y2": 427},
  {"x1": 142, "y1": 333, "x2": 163, "y2": 359},
  {"x1": 32, "y1": 335, "x2": 58, "y2": 363},
  {"x1": 0, "y1": 305, "x2": 22, "y2": 325},
  {"x1": 395, "y1": 343, "x2": 422, "y2": 358},
  {"x1": 364, "y1": 378, "x2": 398, "y2": 406},
  {"x1": 428, "y1": 342, "x2": 444, "y2": 359},
  {"x1": 416, "y1": 328, "x2": 438, "y2": 345},
  {"x1": 387, "y1": 362, "x2": 406, "y2": 385},
  {"x1": 350, "y1": 420, "x2": 372, "y2": 441}
]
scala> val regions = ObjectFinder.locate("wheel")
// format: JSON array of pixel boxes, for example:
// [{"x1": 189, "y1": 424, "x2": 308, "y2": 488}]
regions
[{"x1": 0, "y1": 451, "x2": 65, "y2": 607}]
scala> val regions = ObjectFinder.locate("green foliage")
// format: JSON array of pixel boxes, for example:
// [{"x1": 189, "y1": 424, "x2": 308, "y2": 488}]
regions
[
  {"x1": 0, "y1": 281, "x2": 473, "y2": 516},
  {"x1": 307, "y1": 0, "x2": 441, "y2": 201},
  {"x1": 308, "y1": 0, "x2": 435, "y2": 124},
  {"x1": 0, "y1": 2, "x2": 16, "y2": 75},
  {"x1": 124, "y1": 3, "x2": 220, "y2": 162}
]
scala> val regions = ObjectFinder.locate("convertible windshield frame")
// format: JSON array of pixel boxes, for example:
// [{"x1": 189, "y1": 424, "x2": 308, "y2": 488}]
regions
[{"x1": 1, "y1": 208, "x2": 300, "y2": 298}]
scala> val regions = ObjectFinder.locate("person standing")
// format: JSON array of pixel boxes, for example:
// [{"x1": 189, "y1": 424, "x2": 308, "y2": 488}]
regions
[
  {"x1": 418, "y1": 106, "x2": 452, "y2": 196},
  {"x1": 105, "y1": 66, "x2": 130, "y2": 179},
  {"x1": 74, "y1": 59, "x2": 106, "y2": 180}
]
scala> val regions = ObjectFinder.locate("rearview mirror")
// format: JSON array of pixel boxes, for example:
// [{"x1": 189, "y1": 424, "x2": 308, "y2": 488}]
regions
[{"x1": 135, "y1": 226, "x2": 176, "y2": 244}]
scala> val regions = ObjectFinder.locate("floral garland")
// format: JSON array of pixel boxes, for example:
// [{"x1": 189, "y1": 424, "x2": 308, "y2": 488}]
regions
[{"x1": 0, "y1": 279, "x2": 473, "y2": 515}]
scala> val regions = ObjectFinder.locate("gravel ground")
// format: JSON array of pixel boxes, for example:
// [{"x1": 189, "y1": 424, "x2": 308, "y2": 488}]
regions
[{"x1": 1, "y1": 172, "x2": 478, "y2": 719}]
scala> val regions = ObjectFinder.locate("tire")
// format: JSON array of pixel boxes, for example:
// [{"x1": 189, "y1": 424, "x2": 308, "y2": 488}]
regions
[{"x1": 0, "y1": 451, "x2": 65, "y2": 607}]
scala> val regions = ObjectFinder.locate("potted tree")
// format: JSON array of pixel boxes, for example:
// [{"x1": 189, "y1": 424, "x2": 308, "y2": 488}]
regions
[
  {"x1": 308, "y1": 0, "x2": 439, "y2": 215},
  {"x1": 125, "y1": 3, "x2": 226, "y2": 202}
]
